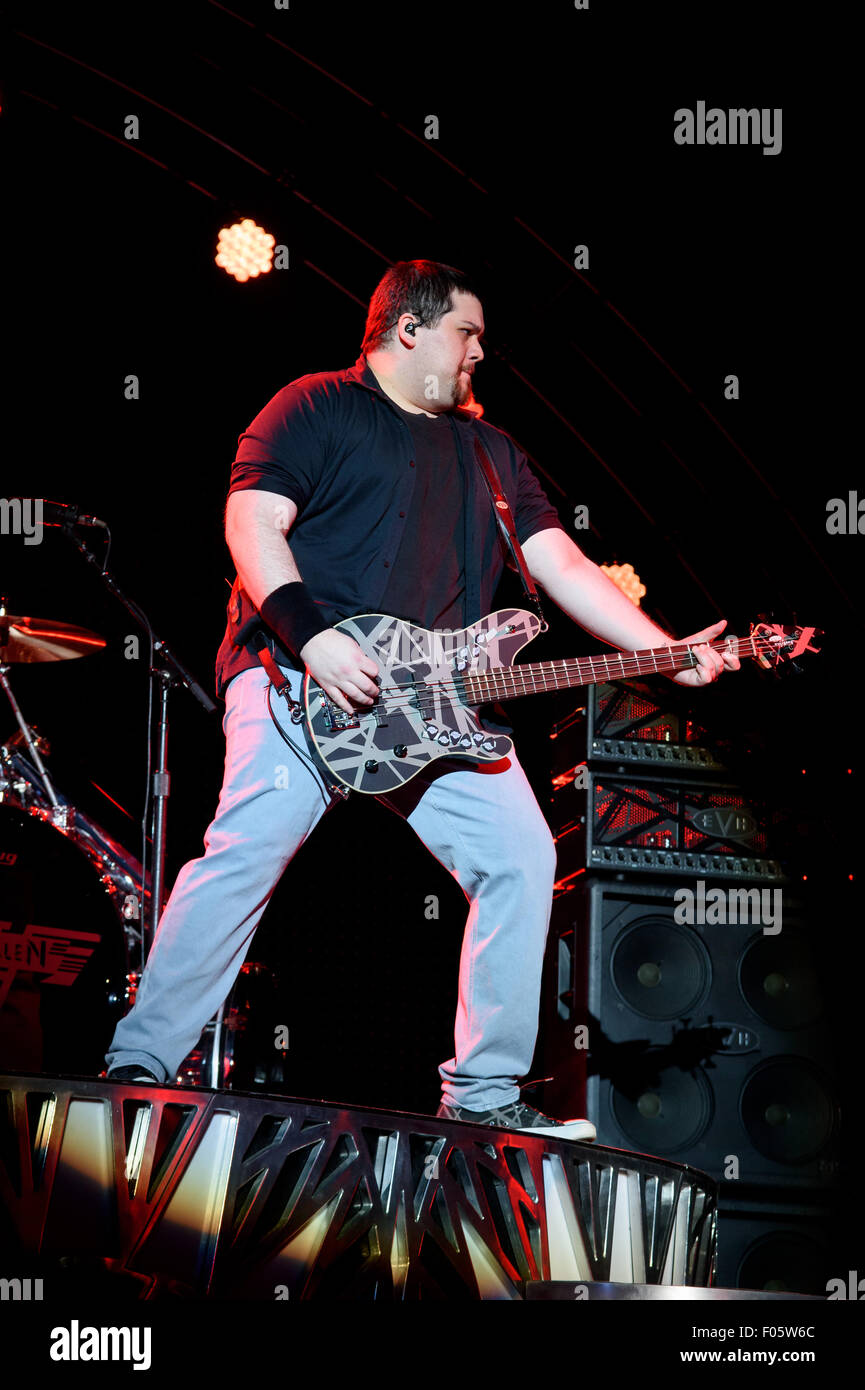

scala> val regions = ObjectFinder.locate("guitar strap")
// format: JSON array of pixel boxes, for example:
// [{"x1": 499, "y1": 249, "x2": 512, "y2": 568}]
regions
[
  {"x1": 449, "y1": 416, "x2": 548, "y2": 632},
  {"x1": 254, "y1": 634, "x2": 302, "y2": 715}
]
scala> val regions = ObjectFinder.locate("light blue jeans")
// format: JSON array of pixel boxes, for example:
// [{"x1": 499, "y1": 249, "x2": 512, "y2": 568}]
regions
[{"x1": 106, "y1": 664, "x2": 557, "y2": 1111}]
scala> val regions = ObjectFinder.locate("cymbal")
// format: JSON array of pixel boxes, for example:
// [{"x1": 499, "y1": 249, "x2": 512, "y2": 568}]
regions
[{"x1": 0, "y1": 615, "x2": 107, "y2": 663}]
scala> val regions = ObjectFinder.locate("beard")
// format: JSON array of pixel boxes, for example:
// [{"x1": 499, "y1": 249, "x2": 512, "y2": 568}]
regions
[{"x1": 452, "y1": 370, "x2": 472, "y2": 405}]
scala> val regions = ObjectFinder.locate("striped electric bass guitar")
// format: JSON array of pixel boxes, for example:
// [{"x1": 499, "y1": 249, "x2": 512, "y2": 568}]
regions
[{"x1": 299, "y1": 609, "x2": 818, "y2": 794}]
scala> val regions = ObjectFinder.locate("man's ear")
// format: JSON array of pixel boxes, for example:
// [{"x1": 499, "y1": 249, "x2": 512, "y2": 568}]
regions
[{"x1": 396, "y1": 315, "x2": 419, "y2": 347}]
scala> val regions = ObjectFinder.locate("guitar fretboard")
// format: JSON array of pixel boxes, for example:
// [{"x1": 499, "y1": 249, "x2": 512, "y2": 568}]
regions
[{"x1": 463, "y1": 635, "x2": 761, "y2": 703}]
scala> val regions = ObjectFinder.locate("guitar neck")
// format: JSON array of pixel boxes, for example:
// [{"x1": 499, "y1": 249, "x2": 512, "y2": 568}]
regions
[{"x1": 464, "y1": 634, "x2": 759, "y2": 704}]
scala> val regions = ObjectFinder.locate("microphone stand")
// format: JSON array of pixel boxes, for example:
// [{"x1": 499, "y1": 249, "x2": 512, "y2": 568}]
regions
[{"x1": 62, "y1": 526, "x2": 217, "y2": 968}]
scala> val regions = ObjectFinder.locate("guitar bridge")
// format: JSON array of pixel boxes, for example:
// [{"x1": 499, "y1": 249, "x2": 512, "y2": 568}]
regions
[
  {"x1": 322, "y1": 697, "x2": 360, "y2": 732},
  {"x1": 320, "y1": 691, "x2": 387, "y2": 732}
]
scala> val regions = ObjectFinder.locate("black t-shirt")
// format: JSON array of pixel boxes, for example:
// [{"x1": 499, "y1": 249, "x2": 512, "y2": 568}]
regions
[
  {"x1": 379, "y1": 400, "x2": 467, "y2": 629},
  {"x1": 214, "y1": 355, "x2": 569, "y2": 727}
]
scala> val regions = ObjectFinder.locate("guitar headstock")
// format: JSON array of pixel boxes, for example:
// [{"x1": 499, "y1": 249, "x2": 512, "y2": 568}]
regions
[{"x1": 748, "y1": 620, "x2": 821, "y2": 672}]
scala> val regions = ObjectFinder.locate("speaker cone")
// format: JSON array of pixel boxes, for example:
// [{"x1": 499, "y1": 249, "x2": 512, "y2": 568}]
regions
[
  {"x1": 610, "y1": 918, "x2": 711, "y2": 1020},
  {"x1": 609, "y1": 1065, "x2": 713, "y2": 1153},
  {"x1": 739, "y1": 931, "x2": 823, "y2": 1031},
  {"x1": 740, "y1": 1058, "x2": 836, "y2": 1164}
]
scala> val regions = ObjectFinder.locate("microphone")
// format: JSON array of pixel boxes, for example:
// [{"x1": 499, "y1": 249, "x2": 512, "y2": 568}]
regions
[{"x1": 37, "y1": 500, "x2": 109, "y2": 530}]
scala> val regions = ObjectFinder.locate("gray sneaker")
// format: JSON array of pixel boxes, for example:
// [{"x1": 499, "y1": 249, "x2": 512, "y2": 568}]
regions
[
  {"x1": 436, "y1": 1099, "x2": 596, "y2": 1142},
  {"x1": 105, "y1": 1065, "x2": 160, "y2": 1084}
]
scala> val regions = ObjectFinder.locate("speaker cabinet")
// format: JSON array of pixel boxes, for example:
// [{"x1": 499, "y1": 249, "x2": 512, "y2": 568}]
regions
[
  {"x1": 714, "y1": 1194, "x2": 837, "y2": 1295},
  {"x1": 539, "y1": 876, "x2": 840, "y2": 1191}
]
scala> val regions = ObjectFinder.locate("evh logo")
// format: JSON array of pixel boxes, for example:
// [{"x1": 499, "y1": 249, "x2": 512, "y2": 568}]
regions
[
  {"x1": 0, "y1": 922, "x2": 100, "y2": 1007},
  {"x1": 691, "y1": 808, "x2": 756, "y2": 843}
]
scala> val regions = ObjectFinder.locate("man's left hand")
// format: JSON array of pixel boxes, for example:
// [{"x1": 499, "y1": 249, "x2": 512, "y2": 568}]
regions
[{"x1": 671, "y1": 618, "x2": 741, "y2": 687}]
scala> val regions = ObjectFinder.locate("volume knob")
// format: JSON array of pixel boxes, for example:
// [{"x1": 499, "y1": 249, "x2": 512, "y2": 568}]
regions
[
  {"x1": 394, "y1": 745, "x2": 407, "y2": 757},
  {"x1": 365, "y1": 759, "x2": 379, "y2": 773}
]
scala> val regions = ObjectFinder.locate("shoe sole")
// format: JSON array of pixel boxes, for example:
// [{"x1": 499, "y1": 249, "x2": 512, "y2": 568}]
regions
[
  {"x1": 517, "y1": 1123, "x2": 596, "y2": 1142},
  {"x1": 438, "y1": 1112, "x2": 596, "y2": 1143}
]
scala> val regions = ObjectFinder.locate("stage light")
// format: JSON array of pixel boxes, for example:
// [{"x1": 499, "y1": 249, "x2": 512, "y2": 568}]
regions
[
  {"x1": 600, "y1": 562, "x2": 646, "y2": 606},
  {"x1": 215, "y1": 219, "x2": 276, "y2": 282}
]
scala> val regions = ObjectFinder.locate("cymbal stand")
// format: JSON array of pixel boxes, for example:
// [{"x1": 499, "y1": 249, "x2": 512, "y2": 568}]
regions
[
  {"x1": 0, "y1": 597, "x2": 62, "y2": 816},
  {"x1": 58, "y1": 532, "x2": 217, "y2": 965}
]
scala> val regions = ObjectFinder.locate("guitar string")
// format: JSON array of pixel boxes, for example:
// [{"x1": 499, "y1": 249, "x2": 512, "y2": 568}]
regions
[
  {"x1": 315, "y1": 635, "x2": 790, "y2": 719},
  {"x1": 327, "y1": 636, "x2": 784, "y2": 713}
]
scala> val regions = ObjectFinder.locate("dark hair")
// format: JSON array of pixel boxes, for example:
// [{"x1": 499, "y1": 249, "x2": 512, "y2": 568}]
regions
[{"x1": 360, "y1": 259, "x2": 483, "y2": 354}]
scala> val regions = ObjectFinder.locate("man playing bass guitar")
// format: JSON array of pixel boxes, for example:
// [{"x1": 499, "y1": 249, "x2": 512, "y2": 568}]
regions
[{"x1": 105, "y1": 259, "x2": 739, "y2": 1137}]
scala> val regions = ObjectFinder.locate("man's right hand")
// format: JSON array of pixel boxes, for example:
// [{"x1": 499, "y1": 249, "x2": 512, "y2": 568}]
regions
[{"x1": 299, "y1": 630, "x2": 380, "y2": 714}]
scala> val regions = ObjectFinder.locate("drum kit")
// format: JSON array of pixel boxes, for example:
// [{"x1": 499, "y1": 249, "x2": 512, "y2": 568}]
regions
[{"x1": 0, "y1": 599, "x2": 286, "y2": 1092}]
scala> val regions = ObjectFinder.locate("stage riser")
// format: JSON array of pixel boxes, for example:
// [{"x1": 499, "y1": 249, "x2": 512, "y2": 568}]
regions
[{"x1": 0, "y1": 1074, "x2": 717, "y2": 1300}]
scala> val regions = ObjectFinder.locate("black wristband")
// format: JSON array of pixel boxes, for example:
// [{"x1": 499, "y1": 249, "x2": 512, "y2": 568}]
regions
[{"x1": 259, "y1": 582, "x2": 329, "y2": 659}]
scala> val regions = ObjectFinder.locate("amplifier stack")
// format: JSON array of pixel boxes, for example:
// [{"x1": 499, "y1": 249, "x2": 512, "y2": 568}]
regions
[{"x1": 536, "y1": 678, "x2": 840, "y2": 1295}]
